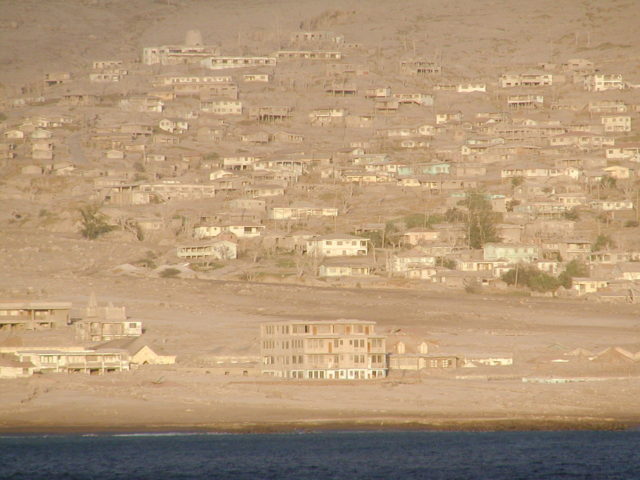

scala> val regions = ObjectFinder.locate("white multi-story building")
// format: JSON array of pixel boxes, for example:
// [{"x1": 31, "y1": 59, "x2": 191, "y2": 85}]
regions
[{"x1": 260, "y1": 319, "x2": 387, "y2": 379}]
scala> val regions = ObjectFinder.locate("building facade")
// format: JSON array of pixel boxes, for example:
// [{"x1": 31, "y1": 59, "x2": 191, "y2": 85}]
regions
[
  {"x1": 0, "y1": 302, "x2": 71, "y2": 331},
  {"x1": 260, "y1": 320, "x2": 387, "y2": 379}
]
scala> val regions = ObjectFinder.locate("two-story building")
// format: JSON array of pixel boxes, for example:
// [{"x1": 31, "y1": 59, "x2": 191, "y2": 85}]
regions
[
  {"x1": 0, "y1": 302, "x2": 71, "y2": 332},
  {"x1": 306, "y1": 234, "x2": 368, "y2": 257}
]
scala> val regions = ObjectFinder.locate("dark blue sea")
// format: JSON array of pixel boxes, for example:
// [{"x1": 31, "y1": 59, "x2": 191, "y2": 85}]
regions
[{"x1": 1, "y1": 430, "x2": 639, "y2": 479}]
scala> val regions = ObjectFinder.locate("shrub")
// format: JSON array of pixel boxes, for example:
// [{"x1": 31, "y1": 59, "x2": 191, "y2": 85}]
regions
[
  {"x1": 592, "y1": 234, "x2": 615, "y2": 252},
  {"x1": 159, "y1": 268, "x2": 180, "y2": 278},
  {"x1": 563, "y1": 209, "x2": 580, "y2": 221},
  {"x1": 557, "y1": 260, "x2": 589, "y2": 288},
  {"x1": 78, "y1": 204, "x2": 116, "y2": 240},
  {"x1": 501, "y1": 265, "x2": 560, "y2": 292}
]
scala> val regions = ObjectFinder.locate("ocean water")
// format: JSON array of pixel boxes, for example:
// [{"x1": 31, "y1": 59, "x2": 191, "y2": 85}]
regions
[{"x1": 1, "y1": 430, "x2": 639, "y2": 479}]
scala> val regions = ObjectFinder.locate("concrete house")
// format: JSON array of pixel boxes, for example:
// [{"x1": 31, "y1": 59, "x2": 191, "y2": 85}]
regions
[
  {"x1": 572, "y1": 278, "x2": 609, "y2": 295},
  {"x1": 119, "y1": 96, "x2": 164, "y2": 113},
  {"x1": 606, "y1": 144, "x2": 640, "y2": 160},
  {"x1": 273, "y1": 131, "x2": 304, "y2": 143},
  {"x1": 13, "y1": 349, "x2": 130, "y2": 375},
  {"x1": 143, "y1": 43, "x2": 221, "y2": 65},
  {"x1": 388, "y1": 342, "x2": 461, "y2": 371},
  {"x1": 260, "y1": 319, "x2": 387, "y2": 380},
  {"x1": 365, "y1": 87, "x2": 391, "y2": 98},
  {"x1": 584, "y1": 74, "x2": 625, "y2": 92},
  {"x1": 309, "y1": 108, "x2": 346, "y2": 126},
  {"x1": 248, "y1": 106, "x2": 293, "y2": 122},
  {"x1": 389, "y1": 249, "x2": 437, "y2": 274},
  {"x1": 324, "y1": 81, "x2": 357, "y2": 96},
  {"x1": 457, "y1": 259, "x2": 509, "y2": 277},
  {"x1": 601, "y1": 115, "x2": 631, "y2": 133},
  {"x1": 457, "y1": 83, "x2": 486, "y2": 93},
  {"x1": 193, "y1": 223, "x2": 265, "y2": 239},
  {"x1": 588, "y1": 100, "x2": 628, "y2": 113},
  {"x1": 275, "y1": 50, "x2": 342, "y2": 60},
  {"x1": 483, "y1": 244, "x2": 539, "y2": 264},
  {"x1": 269, "y1": 203, "x2": 338, "y2": 220},
  {"x1": 201, "y1": 56, "x2": 276, "y2": 70},
  {"x1": 201, "y1": 100, "x2": 242, "y2": 115},
  {"x1": 243, "y1": 74, "x2": 270, "y2": 82},
  {"x1": 222, "y1": 156, "x2": 259, "y2": 171},
  {"x1": 0, "y1": 354, "x2": 34, "y2": 379},
  {"x1": 557, "y1": 239, "x2": 591, "y2": 261},
  {"x1": 392, "y1": 93, "x2": 434, "y2": 106},
  {"x1": 0, "y1": 302, "x2": 71, "y2": 332},
  {"x1": 401, "y1": 228, "x2": 440, "y2": 246},
  {"x1": 90, "y1": 73, "x2": 123, "y2": 82},
  {"x1": 499, "y1": 72, "x2": 552, "y2": 87},
  {"x1": 91, "y1": 338, "x2": 176, "y2": 366},
  {"x1": 290, "y1": 31, "x2": 344, "y2": 44},
  {"x1": 507, "y1": 95, "x2": 544, "y2": 109},
  {"x1": 590, "y1": 200, "x2": 633, "y2": 211},
  {"x1": 400, "y1": 60, "x2": 441, "y2": 75},
  {"x1": 245, "y1": 184, "x2": 285, "y2": 198},
  {"x1": 319, "y1": 257, "x2": 375, "y2": 278},
  {"x1": 603, "y1": 165, "x2": 633, "y2": 180},
  {"x1": 177, "y1": 240, "x2": 237, "y2": 261},
  {"x1": 43, "y1": 72, "x2": 71, "y2": 86},
  {"x1": 612, "y1": 263, "x2": 640, "y2": 282},
  {"x1": 306, "y1": 234, "x2": 368, "y2": 257}
]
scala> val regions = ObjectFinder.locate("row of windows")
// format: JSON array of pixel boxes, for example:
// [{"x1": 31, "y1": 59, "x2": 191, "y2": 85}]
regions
[
  {"x1": 285, "y1": 369, "x2": 386, "y2": 380},
  {"x1": 323, "y1": 240, "x2": 363, "y2": 246},
  {"x1": 263, "y1": 354, "x2": 384, "y2": 365}
]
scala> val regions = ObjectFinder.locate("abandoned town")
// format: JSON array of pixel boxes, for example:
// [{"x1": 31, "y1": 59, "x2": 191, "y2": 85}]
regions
[{"x1": 1, "y1": 0, "x2": 640, "y2": 432}]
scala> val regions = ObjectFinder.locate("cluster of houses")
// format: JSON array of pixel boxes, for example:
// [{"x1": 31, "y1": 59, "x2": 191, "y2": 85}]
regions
[
  {"x1": 0, "y1": 297, "x2": 174, "y2": 379},
  {"x1": 1, "y1": 28, "x2": 639, "y2": 301}
]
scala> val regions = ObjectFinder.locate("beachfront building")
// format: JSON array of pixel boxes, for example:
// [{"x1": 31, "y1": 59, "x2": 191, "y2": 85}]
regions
[
  {"x1": 0, "y1": 302, "x2": 71, "y2": 331},
  {"x1": 260, "y1": 319, "x2": 387, "y2": 380},
  {"x1": 12, "y1": 349, "x2": 130, "y2": 374}
]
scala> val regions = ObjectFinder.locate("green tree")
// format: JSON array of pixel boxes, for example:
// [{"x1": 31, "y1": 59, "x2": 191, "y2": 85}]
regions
[
  {"x1": 78, "y1": 204, "x2": 116, "y2": 240},
  {"x1": 501, "y1": 265, "x2": 560, "y2": 292},
  {"x1": 600, "y1": 176, "x2": 617, "y2": 190},
  {"x1": 444, "y1": 207, "x2": 466, "y2": 223},
  {"x1": 592, "y1": 234, "x2": 615, "y2": 252},
  {"x1": 511, "y1": 176, "x2": 524, "y2": 188},
  {"x1": 402, "y1": 213, "x2": 442, "y2": 229},
  {"x1": 460, "y1": 191, "x2": 501, "y2": 249},
  {"x1": 563, "y1": 208, "x2": 580, "y2": 221},
  {"x1": 558, "y1": 259, "x2": 589, "y2": 288},
  {"x1": 160, "y1": 267, "x2": 180, "y2": 278}
]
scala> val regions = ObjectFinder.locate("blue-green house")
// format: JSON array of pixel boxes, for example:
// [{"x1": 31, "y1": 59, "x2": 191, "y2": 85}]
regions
[
  {"x1": 398, "y1": 162, "x2": 451, "y2": 177},
  {"x1": 397, "y1": 165, "x2": 415, "y2": 177},
  {"x1": 483, "y1": 243, "x2": 540, "y2": 263},
  {"x1": 417, "y1": 162, "x2": 451, "y2": 175}
]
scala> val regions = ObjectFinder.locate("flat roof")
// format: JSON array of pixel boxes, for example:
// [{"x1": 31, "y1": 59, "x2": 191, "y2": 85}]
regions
[
  {"x1": 262, "y1": 319, "x2": 376, "y2": 326},
  {"x1": 0, "y1": 302, "x2": 72, "y2": 310}
]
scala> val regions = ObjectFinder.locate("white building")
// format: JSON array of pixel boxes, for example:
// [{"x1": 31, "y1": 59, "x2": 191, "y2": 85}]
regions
[{"x1": 306, "y1": 234, "x2": 368, "y2": 257}]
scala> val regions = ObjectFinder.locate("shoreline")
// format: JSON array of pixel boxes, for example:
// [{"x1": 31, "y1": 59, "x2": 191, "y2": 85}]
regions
[{"x1": 0, "y1": 417, "x2": 635, "y2": 435}]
